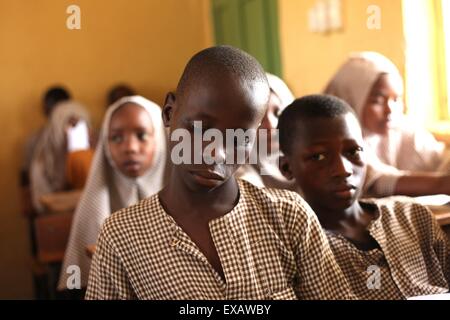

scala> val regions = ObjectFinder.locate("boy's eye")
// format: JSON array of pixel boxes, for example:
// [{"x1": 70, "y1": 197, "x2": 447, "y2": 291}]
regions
[
  {"x1": 110, "y1": 135, "x2": 123, "y2": 144},
  {"x1": 348, "y1": 147, "x2": 364, "y2": 158},
  {"x1": 193, "y1": 124, "x2": 201, "y2": 132},
  {"x1": 186, "y1": 122, "x2": 197, "y2": 132},
  {"x1": 189, "y1": 123, "x2": 210, "y2": 134},
  {"x1": 310, "y1": 153, "x2": 326, "y2": 161},
  {"x1": 233, "y1": 136, "x2": 251, "y2": 148}
]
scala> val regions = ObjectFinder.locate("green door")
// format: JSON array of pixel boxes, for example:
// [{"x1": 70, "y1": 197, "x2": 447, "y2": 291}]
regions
[{"x1": 211, "y1": 0, "x2": 282, "y2": 76}]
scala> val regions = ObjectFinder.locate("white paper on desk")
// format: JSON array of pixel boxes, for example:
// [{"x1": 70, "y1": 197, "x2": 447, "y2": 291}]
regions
[
  {"x1": 408, "y1": 293, "x2": 450, "y2": 300},
  {"x1": 67, "y1": 120, "x2": 90, "y2": 152},
  {"x1": 414, "y1": 195, "x2": 450, "y2": 206}
]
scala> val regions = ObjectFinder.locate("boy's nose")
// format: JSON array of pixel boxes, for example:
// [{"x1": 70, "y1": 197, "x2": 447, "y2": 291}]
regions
[
  {"x1": 210, "y1": 144, "x2": 226, "y2": 164},
  {"x1": 331, "y1": 155, "x2": 353, "y2": 177}
]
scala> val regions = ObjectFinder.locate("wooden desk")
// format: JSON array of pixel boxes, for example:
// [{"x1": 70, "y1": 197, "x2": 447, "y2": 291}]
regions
[
  {"x1": 40, "y1": 190, "x2": 82, "y2": 214},
  {"x1": 34, "y1": 190, "x2": 81, "y2": 264},
  {"x1": 34, "y1": 211, "x2": 74, "y2": 263},
  {"x1": 429, "y1": 205, "x2": 450, "y2": 226},
  {"x1": 428, "y1": 205, "x2": 450, "y2": 241}
]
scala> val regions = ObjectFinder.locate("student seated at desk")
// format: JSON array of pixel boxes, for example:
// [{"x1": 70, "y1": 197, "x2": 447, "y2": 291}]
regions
[
  {"x1": 278, "y1": 94, "x2": 450, "y2": 299},
  {"x1": 324, "y1": 52, "x2": 450, "y2": 197},
  {"x1": 21, "y1": 87, "x2": 72, "y2": 218},
  {"x1": 85, "y1": 46, "x2": 353, "y2": 300},
  {"x1": 58, "y1": 96, "x2": 168, "y2": 292},
  {"x1": 30, "y1": 99, "x2": 92, "y2": 213}
]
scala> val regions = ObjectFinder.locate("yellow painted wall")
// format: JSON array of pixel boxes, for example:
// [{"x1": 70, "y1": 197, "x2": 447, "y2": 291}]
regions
[
  {"x1": 278, "y1": 0, "x2": 405, "y2": 97},
  {"x1": 0, "y1": 0, "x2": 213, "y2": 298}
]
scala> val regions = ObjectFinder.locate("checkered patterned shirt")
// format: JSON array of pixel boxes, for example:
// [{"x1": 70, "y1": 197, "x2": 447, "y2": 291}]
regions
[
  {"x1": 326, "y1": 198, "x2": 450, "y2": 300},
  {"x1": 85, "y1": 179, "x2": 354, "y2": 300}
]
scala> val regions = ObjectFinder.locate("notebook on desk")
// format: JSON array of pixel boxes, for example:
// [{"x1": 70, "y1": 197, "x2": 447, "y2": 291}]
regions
[{"x1": 414, "y1": 194, "x2": 450, "y2": 207}]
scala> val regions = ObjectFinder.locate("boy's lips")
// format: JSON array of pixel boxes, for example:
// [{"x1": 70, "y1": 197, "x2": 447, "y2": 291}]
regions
[
  {"x1": 189, "y1": 169, "x2": 225, "y2": 188},
  {"x1": 189, "y1": 170, "x2": 225, "y2": 181},
  {"x1": 332, "y1": 184, "x2": 356, "y2": 199},
  {"x1": 332, "y1": 184, "x2": 355, "y2": 192}
]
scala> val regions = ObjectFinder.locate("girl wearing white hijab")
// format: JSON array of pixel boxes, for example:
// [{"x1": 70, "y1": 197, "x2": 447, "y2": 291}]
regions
[
  {"x1": 236, "y1": 73, "x2": 297, "y2": 191},
  {"x1": 58, "y1": 96, "x2": 167, "y2": 290},
  {"x1": 325, "y1": 52, "x2": 450, "y2": 196},
  {"x1": 30, "y1": 101, "x2": 91, "y2": 213}
]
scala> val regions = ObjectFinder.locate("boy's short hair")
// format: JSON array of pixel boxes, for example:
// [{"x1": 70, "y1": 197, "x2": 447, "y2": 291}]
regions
[
  {"x1": 176, "y1": 45, "x2": 269, "y2": 99},
  {"x1": 278, "y1": 94, "x2": 356, "y2": 155}
]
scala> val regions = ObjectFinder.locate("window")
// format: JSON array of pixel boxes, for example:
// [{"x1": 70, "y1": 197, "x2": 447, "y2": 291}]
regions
[{"x1": 402, "y1": 0, "x2": 449, "y2": 135}]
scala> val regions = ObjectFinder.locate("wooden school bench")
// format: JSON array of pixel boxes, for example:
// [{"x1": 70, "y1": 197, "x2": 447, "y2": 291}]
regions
[{"x1": 33, "y1": 190, "x2": 82, "y2": 299}]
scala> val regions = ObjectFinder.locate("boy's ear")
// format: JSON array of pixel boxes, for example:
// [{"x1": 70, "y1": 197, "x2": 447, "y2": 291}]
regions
[
  {"x1": 279, "y1": 155, "x2": 294, "y2": 180},
  {"x1": 162, "y1": 92, "x2": 176, "y2": 127}
]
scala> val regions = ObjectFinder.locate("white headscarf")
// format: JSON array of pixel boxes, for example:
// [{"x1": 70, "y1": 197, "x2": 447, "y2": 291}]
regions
[
  {"x1": 266, "y1": 73, "x2": 295, "y2": 108},
  {"x1": 30, "y1": 100, "x2": 91, "y2": 213},
  {"x1": 324, "y1": 51, "x2": 402, "y2": 118},
  {"x1": 58, "y1": 95, "x2": 167, "y2": 290}
]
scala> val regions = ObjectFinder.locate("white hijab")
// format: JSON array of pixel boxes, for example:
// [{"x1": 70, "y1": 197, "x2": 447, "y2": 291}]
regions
[
  {"x1": 324, "y1": 51, "x2": 402, "y2": 118},
  {"x1": 58, "y1": 95, "x2": 167, "y2": 290},
  {"x1": 266, "y1": 73, "x2": 295, "y2": 108}
]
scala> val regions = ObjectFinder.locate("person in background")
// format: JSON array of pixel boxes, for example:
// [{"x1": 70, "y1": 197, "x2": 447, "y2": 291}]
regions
[
  {"x1": 29, "y1": 99, "x2": 92, "y2": 213},
  {"x1": 278, "y1": 94, "x2": 450, "y2": 299},
  {"x1": 324, "y1": 52, "x2": 450, "y2": 197},
  {"x1": 236, "y1": 73, "x2": 297, "y2": 191},
  {"x1": 20, "y1": 86, "x2": 71, "y2": 216},
  {"x1": 106, "y1": 84, "x2": 136, "y2": 108},
  {"x1": 20, "y1": 87, "x2": 74, "y2": 299},
  {"x1": 59, "y1": 95, "x2": 168, "y2": 293}
]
